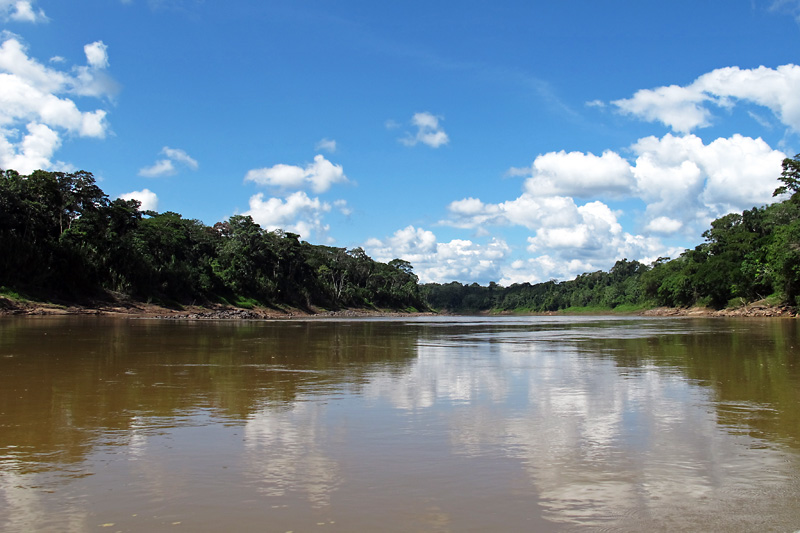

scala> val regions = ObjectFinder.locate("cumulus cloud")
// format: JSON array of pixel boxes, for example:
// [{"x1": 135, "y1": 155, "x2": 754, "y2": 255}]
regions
[
  {"x1": 645, "y1": 216, "x2": 683, "y2": 234},
  {"x1": 0, "y1": 1, "x2": 47, "y2": 23},
  {"x1": 399, "y1": 112, "x2": 449, "y2": 148},
  {"x1": 482, "y1": 133, "x2": 785, "y2": 240},
  {"x1": 365, "y1": 225, "x2": 510, "y2": 283},
  {"x1": 370, "y1": 64, "x2": 794, "y2": 285},
  {"x1": 83, "y1": 41, "x2": 109, "y2": 69},
  {"x1": 498, "y1": 255, "x2": 591, "y2": 286},
  {"x1": 518, "y1": 150, "x2": 636, "y2": 198},
  {"x1": 0, "y1": 122, "x2": 60, "y2": 172},
  {"x1": 446, "y1": 194, "x2": 589, "y2": 231},
  {"x1": 428, "y1": 130, "x2": 783, "y2": 282},
  {"x1": 138, "y1": 146, "x2": 198, "y2": 177},
  {"x1": 245, "y1": 154, "x2": 348, "y2": 193},
  {"x1": 118, "y1": 189, "x2": 159, "y2": 212},
  {"x1": 613, "y1": 64, "x2": 800, "y2": 134},
  {"x1": 631, "y1": 133, "x2": 785, "y2": 230},
  {"x1": 243, "y1": 191, "x2": 332, "y2": 241},
  {"x1": 525, "y1": 201, "x2": 671, "y2": 268},
  {"x1": 429, "y1": 131, "x2": 783, "y2": 282},
  {"x1": 363, "y1": 219, "x2": 668, "y2": 285},
  {"x1": 240, "y1": 155, "x2": 349, "y2": 241},
  {"x1": 0, "y1": 35, "x2": 114, "y2": 173}
]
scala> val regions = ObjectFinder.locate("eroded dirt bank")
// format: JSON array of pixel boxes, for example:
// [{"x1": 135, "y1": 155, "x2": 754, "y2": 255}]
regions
[
  {"x1": 0, "y1": 296, "x2": 435, "y2": 319},
  {"x1": 640, "y1": 304, "x2": 797, "y2": 317},
  {"x1": 1, "y1": 295, "x2": 795, "y2": 319}
]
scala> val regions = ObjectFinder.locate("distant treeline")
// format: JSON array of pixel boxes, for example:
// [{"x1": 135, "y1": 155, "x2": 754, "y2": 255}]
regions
[
  {"x1": 0, "y1": 169, "x2": 425, "y2": 310},
  {"x1": 4, "y1": 156, "x2": 800, "y2": 314},
  {"x1": 423, "y1": 155, "x2": 800, "y2": 313}
]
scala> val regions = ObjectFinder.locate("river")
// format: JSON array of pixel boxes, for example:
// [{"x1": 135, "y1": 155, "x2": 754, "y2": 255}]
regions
[{"x1": 1, "y1": 315, "x2": 799, "y2": 532}]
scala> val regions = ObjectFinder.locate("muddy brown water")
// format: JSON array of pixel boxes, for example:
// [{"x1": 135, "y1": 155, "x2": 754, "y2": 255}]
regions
[{"x1": 1, "y1": 315, "x2": 799, "y2": 532}]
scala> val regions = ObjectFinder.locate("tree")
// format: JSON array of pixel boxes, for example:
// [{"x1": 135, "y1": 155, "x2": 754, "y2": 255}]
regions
[{"x1": 773, "y1": 153, "x2": 800, "y2": 201}]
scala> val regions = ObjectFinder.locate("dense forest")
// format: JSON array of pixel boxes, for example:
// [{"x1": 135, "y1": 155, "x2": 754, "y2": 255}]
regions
[
  {"x1": 0, "y1": 169, "x2": 425, "y2": 311},
  {"x1": 423, "y1": 155, "x2": 800, "y2": 313},
  {"x1": 2, "y1": 156, "x2": 800, "y2": 314}
]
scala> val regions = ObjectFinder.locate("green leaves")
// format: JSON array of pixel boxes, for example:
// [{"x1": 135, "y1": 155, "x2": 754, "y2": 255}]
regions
[
  {"x1": 773, "y1": 153, "x2": 800, "y2": 200},
  {"x1": 0, "y1": 169, "x2": 428, "y2": 310}
]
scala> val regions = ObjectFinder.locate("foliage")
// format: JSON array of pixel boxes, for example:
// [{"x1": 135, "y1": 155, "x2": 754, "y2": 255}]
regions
[
  {"x1": 425, "y1": 181, "x2": 800, "y2": 313},
  {"x1": 0, "y1": 169, "x2": 426, "y2": 311},
  {"x1": 5, "y1": 163, "x2": 800, "y2": 314},
  {"x1": 773, "y1": 153, "x2": 800, "y2": 201}
]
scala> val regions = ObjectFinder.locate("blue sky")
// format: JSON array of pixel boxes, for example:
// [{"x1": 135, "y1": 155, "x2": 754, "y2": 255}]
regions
[{"x1": 3, "y1": 0, "x2": 800, "y2": 284}]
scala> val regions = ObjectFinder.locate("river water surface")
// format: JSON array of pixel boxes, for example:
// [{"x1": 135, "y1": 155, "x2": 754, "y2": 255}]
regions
[{"x1": 1, "y1": 315, "x2": 799, "y2": 532}]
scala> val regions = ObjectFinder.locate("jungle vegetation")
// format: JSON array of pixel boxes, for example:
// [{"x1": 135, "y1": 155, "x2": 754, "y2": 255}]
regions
[
  {"x1": 0, "y1": 169, "x2": 425, "y2": 311},
  {"x1": 2, "y1": 155, "x2": 800, "y2": 314},
  {"x1": 423, "y1": 154, "x2": 800, "y2": 313}
]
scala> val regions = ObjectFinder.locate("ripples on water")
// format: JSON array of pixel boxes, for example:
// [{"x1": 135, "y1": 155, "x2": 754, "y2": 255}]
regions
[{"x1": 0, "y1": 315, "x2": 799, "y2": 532}]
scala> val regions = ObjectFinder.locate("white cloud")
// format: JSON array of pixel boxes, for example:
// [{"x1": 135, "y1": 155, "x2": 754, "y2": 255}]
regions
[
  {"x1": 631, "y1": 133, "x2": 785, "y2": 232},
  {"x1": 613, "y1": 84, "x2": 711, "y2": 134},
  {"x1": 498, "y1": 255, "x2": 597, "y2": 286},
  {"x1": 373, "y1": 65, "x2": 793, "y2": 285},
  {"x1": 83, "y1": 41, "x2": 108, "y2": 69},
  {"x1": 524, "y1": 200, "x2": 672, "y2": 270},
  {"x1": 613, "y1": 64, "x2": 800, "y2": 134},
  {"x1": 399, "y1": 112, "x2": 449, "y2": 148},
  {"x1": 161, "y1": 146, "x2": 198, "y2": 169},
  {"x1": 365, "y1": 225, "x2": 511, "y2": 283},
  {"x1": 451, "y1": 132, "x2": 784, "y2": 239},
  {"x1": 0, "y1": 122, "x2": 60, "y2": 173},
  {"x1": 245, "y1": 163, "x2": 305, "y2": 189},
  {"x1": 118, "y1": 189, "x2": 159, "y2": 211},
  {"x1": 645, "y1": 216, "x2": 683, "y2": 234},
  {"x1": 0, "y1": 1, "x2": 47, "y2": 23},
  {"x1": 138, "y1": 146, "x2": 198, "y2": 177},
  {"x1": 315, "y1": 138, "x2": 336, "y2": 153},
  {"x1": 138, "y1": 158, "x2": 174, "y2": 178},
  {"x1": 245, "y1": 154, "x2": 348, "y2": 193},
  {"x1": 0, "y1": 35, "x2": 113, "y2": 172},
  {"x1": 243, "y1": 191, "x2": 331, "y2": 241},
  {"x1": 363, "y1": 220, "x2": 666, "y2": 285},
  {"x1": 519, "y1": 150, "x2": 636, "y2": 198},
  {"x1": 445, "y1": 194, "x2": 584, "y2": 231}
]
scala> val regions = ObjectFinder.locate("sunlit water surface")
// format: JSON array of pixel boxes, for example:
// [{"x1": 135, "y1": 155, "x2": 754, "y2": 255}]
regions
[{"x1": 1, "y1": 316, "x2": 799, "y2": 532}]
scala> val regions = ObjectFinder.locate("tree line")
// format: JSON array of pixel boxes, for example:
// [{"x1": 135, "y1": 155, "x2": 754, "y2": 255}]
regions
[
  {"x1": 423, "y1": 155, "x2": 800, "y2": 313},
  {"x1": 3, "y1": 156, "x2": 800, "y2": 314},
  {"x1": 0, "y1": 169, "x2": 425, "y2": 311}
]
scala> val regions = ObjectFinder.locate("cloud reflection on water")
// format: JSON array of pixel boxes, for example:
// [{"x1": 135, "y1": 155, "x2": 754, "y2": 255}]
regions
[
  {"x1": 360, "y1": 329, "x2": 800, "y2": 530},
  {"x1": 244, "y1": 401, "x2": 341, "y2": 508}
]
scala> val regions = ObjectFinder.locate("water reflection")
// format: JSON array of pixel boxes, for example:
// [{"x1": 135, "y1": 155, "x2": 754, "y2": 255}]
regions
[
  {"x1": 362, "y1": 317, "x2": 800, "y2": 529},
  {"x1": 0, "y1": 316, "x2": 799, "y2": 531},
  {"x1": 245, "y1": 402, "x2": 341, "y2": 508}
]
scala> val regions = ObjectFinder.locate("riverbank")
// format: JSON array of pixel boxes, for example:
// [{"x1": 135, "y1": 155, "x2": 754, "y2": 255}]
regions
[
  {"x1": 640, "y1": 303, "x2": 797, "y2": 317},
  {"x1": 0, "y1": 294, "x2": 435, "y2": 319},
  {"x1": 1, "y1": 294, "x2": 795, "y2": 319},
  {"x1": 486, "y1": 300, "x2": 797, "y2": 318}
]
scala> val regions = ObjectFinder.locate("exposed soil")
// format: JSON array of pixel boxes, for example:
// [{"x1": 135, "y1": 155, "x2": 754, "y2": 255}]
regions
[
  {"x1": 0, "y1": 295, "x2": 794, "y2": 319},
  {"x1": 0, "y1": 295, "x2": 435, "y2": 319},
  {"x1": 640, "y1": 303, "x2": 797, "y2": 318}
]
